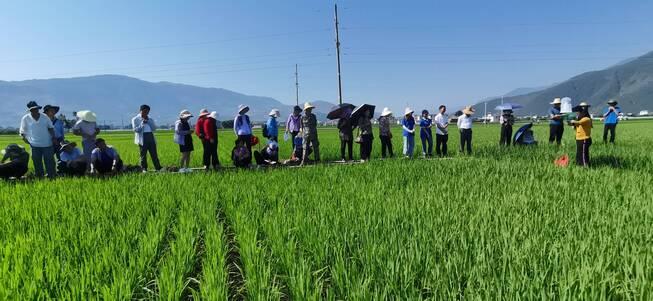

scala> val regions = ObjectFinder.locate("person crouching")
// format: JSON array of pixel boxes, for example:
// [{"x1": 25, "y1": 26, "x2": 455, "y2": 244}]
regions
[
  {"x1": 58, "y1": 140, "x2": 87, "y2": 176},
  {"x1": 0, "y1": 144, "x2": 29, "y2": 180},
  {"x1": 90, "y1": 138, "x2": 123, "y2": 174},
  {"x1": 254, "y1": 141, "x2": 280, "y2": 166}
]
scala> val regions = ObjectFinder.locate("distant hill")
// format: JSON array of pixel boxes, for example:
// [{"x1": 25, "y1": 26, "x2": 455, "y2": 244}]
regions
[
  {"x1": 477, "y1": 51, "x2": 653, "y2": 115},
  {"x1": 0, "y1": 75, "x2": 335, "y2": 127}
]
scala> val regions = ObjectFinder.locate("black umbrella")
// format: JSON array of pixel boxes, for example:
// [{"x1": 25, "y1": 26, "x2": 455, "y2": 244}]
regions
[
  {"x1": 327, "y1": 103, "x2": 355, "y2": 120},
  {"x1": 350, "y1": 104, "x2": 376, "y2": 126}
]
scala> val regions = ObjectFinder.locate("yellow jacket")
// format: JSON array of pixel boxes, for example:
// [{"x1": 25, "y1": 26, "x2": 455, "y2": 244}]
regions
[{"x1": 573, "y1": 117, "x2": 592, "y2": 140}]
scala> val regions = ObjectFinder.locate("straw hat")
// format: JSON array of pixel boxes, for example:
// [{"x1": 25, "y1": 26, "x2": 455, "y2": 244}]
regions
[
  {"x1": 303, "y1": 102, "x2": 315, "y2": 110},
  {"x1": 26, "y1": 101, "x2": 42, "y2": 111},
  {"x1": 76, "y1": 110, "x2": 97, "y2": 122},
  {"x1": 198, "y1": 108, "x2": 209, "y2": 117},
  {"x1": 269, "y1": 109, "x2": 280, "y2": 117},
  {"x1": 179, "y1": 110, "x2": 193, "y2": 119},
  {"x1": 238, "y1": 104, "x2": 250, "y2": 114},
  {"x1": 381, "y1": 107, "x2": 393, "y2": 117},
  {"x1": 462, "y1": 106, "x2": 475, "y2": 115},
  {"x1": 404, "y1": 107, "x2": 414, "y2": 116},
  {"x1": 550, "y1": 98, "x2": 562, "y2": 105},
  {"x1": 607, "y1": 99, "x2": 618, "y2": 105},
  {"x1": 209, "y1": 111, "x2": 218, "y2": 119}
]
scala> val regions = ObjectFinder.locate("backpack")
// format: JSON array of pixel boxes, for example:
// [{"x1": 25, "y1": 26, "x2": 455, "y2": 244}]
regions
[{"x1": 261, "y1": 123, "x2": 269, "y2": 138}]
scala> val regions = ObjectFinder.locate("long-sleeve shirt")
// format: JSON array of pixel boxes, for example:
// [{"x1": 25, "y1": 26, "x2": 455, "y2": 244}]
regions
[
  {"x1": 359, "y1": 117, "x2": 373, "y2": 136},
  {"x1": 338, "y1": 117, "x2": 353, "y2": 140},
  {"x1": 204, "y1": 117, "x2": 218, "y2": 141},
  {"x1": 20, "y1": 113, "x2": 54, "y2": 147},
  {"x1": 301, "y1": 113, "x2": 318, "y2": 138},
  {"x1": 60, "y1": 148, "x2": 82, "y2": 163},
  {"x1": 174, "y1": 120, "x2": 193, "y2": 145},
  {"x1": 434, "y1": 113, "x2": 449, "y2": 135},
  {"x1": 378, "y1": 116, "x2": 392, "y2": 137},
  {"x1": 132, "y1": 115, "x2": 157, "y2": 145},
  {"x1": 457, "y1": 115, "x2": 473, "y2": 130},
  {"x1": 500, "y1": 114, "x2": 515, "y2": 126},
  {"x1": 195, "y1": 116, "x2": 207, "y2": 139},
  {"x1": 286, "y1": 114, "x2": 302, "y2": 132},
  {"x1": 402, "y1": 117, "x2": 415, "y2": 137},
  {"x1": 573, "y1": 117, "x2": 592, "y2": 140},
  {"x1": 233, "y1": 115, "x2": 252, "y2": 136},
  {"x1": 549, "y1": 107, "x2": 563, "y2": 125},
  {"x1": 266, "y1": 117, "x2": 278, "y2": 137},
  {"x1": 420, "y1": 117, "x2": 432, "y2": 138},
  {"x1": 52, "y1": 118, "x2": 65, "y2": 141},
  {"x1": 603, "y1": 106, "x2": 621, "y2": 124},
  {"x1": 73, "y1": 120, "x2": 99, "y2": 142}
]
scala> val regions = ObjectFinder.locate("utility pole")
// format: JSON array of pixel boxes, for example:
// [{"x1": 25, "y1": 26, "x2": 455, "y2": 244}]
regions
[
  {"x1": 295, "y1": 64, "x2": 299, "y2": 106},
  {"x1": 334, "y1": 3, "x2": 343, "y2": 105}
]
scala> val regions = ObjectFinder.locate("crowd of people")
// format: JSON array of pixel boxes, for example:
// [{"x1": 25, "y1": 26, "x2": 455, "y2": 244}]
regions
[{"x1": 0, "y1": 98, "x2": 624, "y2": 180}]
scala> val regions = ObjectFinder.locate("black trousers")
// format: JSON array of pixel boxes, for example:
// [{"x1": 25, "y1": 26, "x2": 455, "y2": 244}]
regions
[
  {"x1": 380, "y1": 135, "x2": 394, "y2": 158},
  {"x1": 0, "y1": 161, "x2": 28, "y2": 179},
  {"x1": 96, "y1": 159, "x2": 124, "y2": 174},
  {"x1": 576, "y1": 138, "x2": 592, "y2": 167},
  {"x1": 549, "y1": 124, "x2": 564, "y2": 145},
  {"x1": 460, "y1": 129, "x2": 472, "y2": 154},
  {"x1": 500, "y1": 125, "x2": 513, "y2": 146},
  {"x1": 340, "y1": 139, "x2": 353, "y2": 160},
  {"x1": 238, "y1": 134, "x2": 253, "y2": 155},
  {"x1": 58, "y1": 158, "x2": 87, "y2": 176},
  {"x1": 140, "y1": 133, "x2": 162, "y2": 171},
  {"x1": 360, "y1": 134, "x2": 373, "y2": 160},
  {"x1": 202, "y1": 140, "x2": 219, "y2": 168},
  {"x1": 290, "y1": 131, "x2": 299, "y2": 149},
  {"x1": 603, "y1": 124, "x2": 616, "y2": 143},
  {"x1": 435, "y1": 134, "x2": 448, "y2": 157}
]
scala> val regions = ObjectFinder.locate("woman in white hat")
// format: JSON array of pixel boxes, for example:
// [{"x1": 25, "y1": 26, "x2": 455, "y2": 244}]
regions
[
  {"x1": 401, "y1": 108, "x2": 416, "y2": 158},
  {"x1": 300, "y1": 102, "x2": 320, "y2": 165},
  {"x1": 548, "y1": 98, "x2": 564, "y2": 145},
  {"x1": 233, "y1": 104, "x2": 253, "y2": 154},
  {"x1": 457, "y1": 106, "x2": 475, "y2": 154},
  {"x1": 265, "y1": 109, "x2": 280, "y2": 142},
  {"x1": 73, "y1": 110, "x2": 100, "y2": 164},
  {"x1": 378, "y1": 107, "x2": 394, "y2": 158},
  {"x1": 175, "y1": 110, "x2": 194, "y2": 173}
]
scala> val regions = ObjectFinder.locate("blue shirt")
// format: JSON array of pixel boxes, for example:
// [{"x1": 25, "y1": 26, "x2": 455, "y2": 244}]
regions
[
  {"x1": 266, "y1": 117, "x2": 278, "y2": 137},
  {"x1": 52, "y1": 118, "x2": 65, "y2": 141},
  {"x1": 402, "y1": 117, "x2": 415, "y2": 137},
  {"x1": 549, "y1": 107, "x2": 562, "y2": 125},
  {"x1": 60, "y1": 148, "x2": 81, "y2": 162},
  {"x1": 603, "y1": 106, "x2": 621, "y2": 124},
  {"x1": 419, "y1": 118, "x2": 432, "y2": 138}
]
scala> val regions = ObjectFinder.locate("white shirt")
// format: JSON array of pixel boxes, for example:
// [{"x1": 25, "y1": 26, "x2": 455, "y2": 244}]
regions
[
  {"x1": 73, "y1": 120, "x2": 99, "y2": 141},
  {"x1": 457, "y1": 114, "x2": 473, "y2": 130},
  {"x1": 434, "y1": 113, "x2": 449, "y2": 135},
  {"x1": 131, "y1": 114, "x2": 157, "y2": 145},
  {"x1": 19, "y1": 113, "x2": 54, "y2": 147}
]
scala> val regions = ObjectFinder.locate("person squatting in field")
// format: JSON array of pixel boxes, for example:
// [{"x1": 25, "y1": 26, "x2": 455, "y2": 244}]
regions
[{"x1": 0, "y1": 144, "x2": 29, "y2": 180}]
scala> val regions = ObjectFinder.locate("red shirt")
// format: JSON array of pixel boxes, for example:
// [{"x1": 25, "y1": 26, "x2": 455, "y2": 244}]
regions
[
  {"x1": 195, "y1": 116, "x2": 207, "y2": 139},
  {"x1": 203, "y1": 117, "x2": 217, "y2": 141}
]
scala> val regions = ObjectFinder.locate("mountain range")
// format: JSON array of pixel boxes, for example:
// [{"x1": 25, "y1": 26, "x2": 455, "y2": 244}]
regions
[
  {"x1": 478, "y1": 51, "x2": 653, "y2": 115},
  {"x1": 0, "y1": 75, "x2": 334, "y2": 127}
]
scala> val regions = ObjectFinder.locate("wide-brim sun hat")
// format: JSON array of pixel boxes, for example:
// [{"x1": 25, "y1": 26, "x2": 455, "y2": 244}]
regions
[
  {"x1": 179, "y1": 110, "x2": 193, "y2": 119},
  {"x1": 462, "y1": 106, "x2": 475, "y2": 115},
  {"x1": 60, "y1": 140, "x2": 76, "y2": 148},
  {"x1": 550, "y1": 98, "x2": 562, "y2": 105},
  {"x1": 43, "y1": 105, "x2": 60, "y2": 114},
  {"x1": 269, "y1": 109, "x2": 280, "y2": 117},
  {"x1": 607, "y1": 99, "x2": 618, "y2": 105},
  {"x1": 238, "y1": 105, "x2": 250, "y2": 114},
  {"x1": 579, "y1": 102, "x2": 591, "y2": 107},
  {"x1": 404, "y1": 107, "x2": 414, "y2": 116},
  {"x1": 209, "y1": 111, "x2": 218, "y2": 119},
  {"x1": 381, "y1": 107, "x2": 392, "y2": 117},
  {"x1": 199, "y1": 109, "x2": 209, "y2": 117},
  {"x1": 303, "y1": 102, "x2": 315, "y2": 110},
  {"x1": 26, "y1": 101, "x2": 42, "y2": 111},
  {"x1": 76, "y1": 110, "x2": 97, "y2": 122}
]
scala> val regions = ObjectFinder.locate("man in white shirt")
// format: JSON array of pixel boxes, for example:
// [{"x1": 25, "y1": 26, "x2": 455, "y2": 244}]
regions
[
  {"x1": 132, "y1": 104, "x2": 162, "y2": 171},
  {"x1": 456, "y1": 106, "x2": 475, "y2": 155},
  {"x1": 433, "y1": 105, "x2": 449, "y2": 157},
  {"x1": 19, "y1": 101, "x2": 57, "y2": 178}
]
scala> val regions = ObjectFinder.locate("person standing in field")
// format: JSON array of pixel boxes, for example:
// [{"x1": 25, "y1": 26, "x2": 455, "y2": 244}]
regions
[
  {"x1": 233, "y1": 105, "x2": 253, "y2": 155},
  {"x1": 285, "y1": 105, "x2": 303, "y2": 150},
  {"x1": 196, "y1": 109, "x2": 216, "y2": 171},
  {"x1": 132, "y1": 104, "x2": 162, "y2": 172},
  {"x1": 0, "y1": 144, "x2": 29, "y2": 180},
  {"x1": 548, "y1": 98, "x2": 564, "y2": 145},
  {"x1": 378, "y1": 107, "x2": 394, "y2": 158},
  {"x1": 73, "y1": 110, "x2": 100, "y2": 163},
  {"x1": 90, "y1": 138, "x2": 123, "y2": 174},
  {"x1": 20, "y1": 101, "x2": 57, "y2": 178},
  {"x1": 457, "y1": 106, "x2": 475, "y2": 155},
  {"x1": 402, "y1": 108, "x2": 416, "y2": 158},
  {"x1": 602, "y1": 99, "x2": 621, "y2": 144},
  {"x1": 358, "y1": 109, "x2": 374, "y2": 162},
  {"x1": 175, "y1": 110, "x2": 194, "y2": 173},
  {"x1": 419, "y1": 109, "x2": 433, "y2": 157},
  {"x1": 43, "y1": 105, "x2": 65, "y2": 157},
  {"x1": 300, "y1": 102, "x2": 320, "y2": 166},
  {"x1": 57, "y1": 141, "x2": 87, "y2": 176},
  {"x1": 434, "y1": 105, "x2": 449, "y2": 157},
  {"x1": 569, "y1": 102, "x2": 593, "y2": 167},
  {"x1": 499, "y1": 109, "x2": 515, "y2": 146},
  {"x1": 265, "y1": 109, "x2": 280, "y2": 142},
  {"x1": 337, "y1": 107, "x2": 354, "y2": 162}
]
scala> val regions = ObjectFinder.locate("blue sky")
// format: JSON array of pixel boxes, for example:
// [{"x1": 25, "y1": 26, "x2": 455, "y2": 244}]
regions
[{"x1": 1, "y1": 0, "x2": 653, "y2": 112}]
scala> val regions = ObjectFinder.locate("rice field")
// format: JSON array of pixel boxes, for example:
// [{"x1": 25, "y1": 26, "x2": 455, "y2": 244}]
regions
[{"x1": 1, "y1": 121, "x2": 652, "y2": 299}]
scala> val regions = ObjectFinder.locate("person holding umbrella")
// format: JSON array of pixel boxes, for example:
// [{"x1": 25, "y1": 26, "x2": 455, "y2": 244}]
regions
[
  {"x1": 354, "y1": 105, "x2": 374, "y2": 162},
  {"x1": 457, "y1": 106, "x2": 475, "y2": 155},
  {"x1": 602, "y1": 99, "x2": 621, "y2": 144},
  {"x1": 378, "y1": 107, "x2": 394, "y2": 158},
  {"x1": 499, "y1": 109, "x2": 515, "y2": 146},
  {"x1": 300, "y1": 102, "x2": 320, "y2": 165},
  {"x1": 548, "y1": 98, "x2": 564, "y2": 145},
  {"x1": 234, "y1": 104, "x2": 253, "y2": 155},
  {"x1": 285, "y1": 105, "x2": 303, "y2": 151},
  {"x1": 336, "y1": 105, "x2": 354, "y2": 162},
  {"x1": 569, "y1": 102, "x2": 593, "y2": 167},
  {"x1": 434, "y1": 105, "x2": 449, "y2": 157},
  {"x1": 419, "y1": 109, "x2": 433, "y2": 157},
  {"x1": 402, "y1": 108, "x2": 416, "y2": 158}
]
